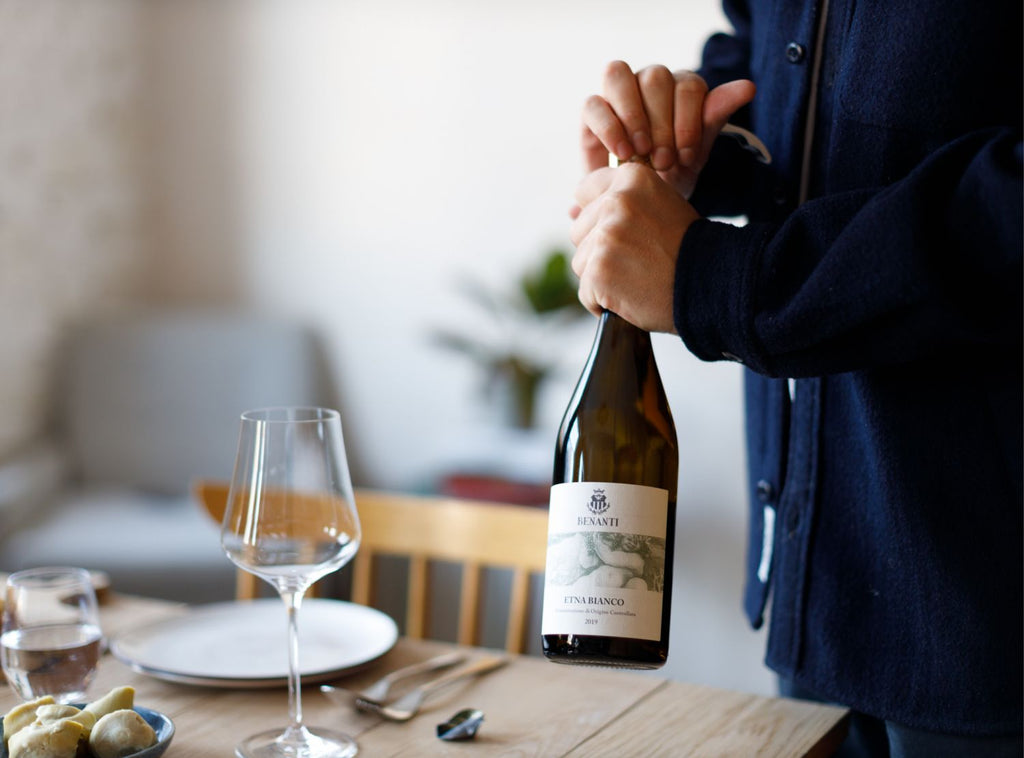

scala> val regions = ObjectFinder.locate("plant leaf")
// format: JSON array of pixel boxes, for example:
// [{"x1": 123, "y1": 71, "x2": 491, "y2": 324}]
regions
[{"x1": 520, "y1": 249, "x2": 586, "y2": 315}]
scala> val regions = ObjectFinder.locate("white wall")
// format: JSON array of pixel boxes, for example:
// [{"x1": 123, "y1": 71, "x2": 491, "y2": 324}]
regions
[
  {"x1": 0, "y1": 0, "x2": 149, "y2": 458},
  {"x1": 146, "y1": 0, "x2": 732, "y2": 481},
  {"x1": 142, "y1": 0, "x2": 773, "y2": 694}
]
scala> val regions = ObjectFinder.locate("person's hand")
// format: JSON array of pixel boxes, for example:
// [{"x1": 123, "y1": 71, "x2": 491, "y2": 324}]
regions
[
  {"x1": 570, "y1": 162, "x2": 700, "y2": 333},
  {"x1": 578, "y1": 61, "x2": 755, "y2": 199}
]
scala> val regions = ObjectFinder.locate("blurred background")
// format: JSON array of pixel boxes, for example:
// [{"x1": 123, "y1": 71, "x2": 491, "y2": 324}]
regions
[{"x1": 0, "y1": 0, "x2": 773, "y2": 695}]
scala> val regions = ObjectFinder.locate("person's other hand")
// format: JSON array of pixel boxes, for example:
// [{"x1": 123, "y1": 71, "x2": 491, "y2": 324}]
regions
[
  {"x1": 578, "y1": 62, "x2": 755, "y2": 199},
  {"x1": 570, "y1": 162, "x2": 700, "y2": 333}
]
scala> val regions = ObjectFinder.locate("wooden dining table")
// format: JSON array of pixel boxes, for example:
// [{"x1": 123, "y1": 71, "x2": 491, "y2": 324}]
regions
[{"x1": 0, "y1": 594, "x2": 849, "y2": 757}]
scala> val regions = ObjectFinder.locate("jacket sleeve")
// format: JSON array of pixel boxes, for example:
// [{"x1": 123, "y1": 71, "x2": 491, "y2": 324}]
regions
[{"x1": 674, "y1": 127, "x2": 1023, "y2": 378}]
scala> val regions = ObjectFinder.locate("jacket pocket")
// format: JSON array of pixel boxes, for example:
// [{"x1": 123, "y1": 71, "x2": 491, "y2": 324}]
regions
[{"x1": 836, "y1": 0, "x2": 1014, "y2": 136}]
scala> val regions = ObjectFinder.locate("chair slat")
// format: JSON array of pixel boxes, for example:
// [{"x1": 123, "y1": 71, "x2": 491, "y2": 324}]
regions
[
  {"x1": 350, "y1": 551, "x2": 373, "y2": 606},
  {"x1": 406, "y1": 555, "x2": 428, "y2": 638},
  {"x1": 235, "y1": 571, "x2": 258, "y2": 601},
  {"x1": 457, "y1": 562, "x2": 482, "y2": 646},
  {"x1": 507, "y1": 568, "x2": 530, "y2": 653}
]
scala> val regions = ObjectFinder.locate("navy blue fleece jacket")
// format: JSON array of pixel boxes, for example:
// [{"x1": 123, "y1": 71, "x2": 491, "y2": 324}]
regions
[{"x1": 676, "y1": 0, "x2": 1022, "y2": 736}]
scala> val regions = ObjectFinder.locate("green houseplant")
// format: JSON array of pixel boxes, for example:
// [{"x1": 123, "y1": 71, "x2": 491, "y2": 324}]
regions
[{"x1": 433, "y1": 249, "x2": 587, "y2": 429}]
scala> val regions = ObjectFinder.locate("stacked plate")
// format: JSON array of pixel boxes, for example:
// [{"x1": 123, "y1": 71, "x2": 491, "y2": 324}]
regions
[{"x1": 110, "y1": 598, "x2": 398, "y2": 687}]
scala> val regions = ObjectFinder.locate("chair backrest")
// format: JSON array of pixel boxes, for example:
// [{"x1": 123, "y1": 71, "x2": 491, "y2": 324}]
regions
[
  {"x1": 192, "y1": 481, "x2": 550, "y2": 653},
  {"x1": 193, "y1": 480, "x2": 260, "y2": 601}
]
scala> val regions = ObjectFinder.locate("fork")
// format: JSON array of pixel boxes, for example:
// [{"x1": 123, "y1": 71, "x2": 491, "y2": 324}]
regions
[
  {"x1": 355, "y1": 655, "x2": 508, "y2": 722},
  {"x1": 320, "y1": 651, "x2": 466, "y2": 707}
]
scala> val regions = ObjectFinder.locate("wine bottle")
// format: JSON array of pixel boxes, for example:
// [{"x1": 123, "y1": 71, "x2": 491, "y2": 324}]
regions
[{"x1": 541, "y1": 310, "x2": 678, "y2": 669}]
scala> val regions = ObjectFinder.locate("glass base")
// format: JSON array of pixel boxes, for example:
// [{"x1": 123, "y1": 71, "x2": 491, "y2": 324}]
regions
[{"x1": 235, "y1": 725, "x2": 358, "y2": 758}]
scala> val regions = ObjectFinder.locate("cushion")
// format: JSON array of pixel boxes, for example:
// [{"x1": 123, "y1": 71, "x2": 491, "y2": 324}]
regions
[
  {"x1": 60, "y1": 310, "x2": 334, "y2": 495},
  {"x1": 0, "y1": 486, "x2": 236, "y2": 603}
]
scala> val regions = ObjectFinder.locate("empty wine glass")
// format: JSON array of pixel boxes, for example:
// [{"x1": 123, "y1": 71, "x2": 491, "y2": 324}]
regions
[{"x1": 221, "y1": 407, "x2": 362, "y2": 758}]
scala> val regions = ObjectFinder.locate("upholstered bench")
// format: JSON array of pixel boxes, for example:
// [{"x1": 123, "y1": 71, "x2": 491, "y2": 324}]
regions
[{"x1": 0, "y1": 310, "x2": 336, "y2": 603}]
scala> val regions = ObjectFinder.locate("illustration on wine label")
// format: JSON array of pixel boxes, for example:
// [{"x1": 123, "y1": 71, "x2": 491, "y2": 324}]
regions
[{"x1": 543, "y1": 482, "x2": 667, "y2": 641}]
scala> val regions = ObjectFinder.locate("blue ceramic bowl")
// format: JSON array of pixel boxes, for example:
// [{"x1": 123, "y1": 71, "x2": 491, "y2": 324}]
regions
[{"x1": 0, "y1": 705, "x2": 174, "y2": 758}]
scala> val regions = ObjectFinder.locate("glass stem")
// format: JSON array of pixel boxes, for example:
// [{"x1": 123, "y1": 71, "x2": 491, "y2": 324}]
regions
[{"x1": 282, "y1": 588, "x2": 305, "y2": 731}]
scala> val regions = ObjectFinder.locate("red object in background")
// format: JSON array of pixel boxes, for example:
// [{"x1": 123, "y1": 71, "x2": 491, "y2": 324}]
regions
[{"x1": 438, "y1": 474, "x2": 550, "y2": 508}]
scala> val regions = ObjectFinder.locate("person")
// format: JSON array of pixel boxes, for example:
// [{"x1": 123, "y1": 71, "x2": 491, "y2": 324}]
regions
[{"x1": 568, "y1": 1, "x2": 1022, "y2": 756}]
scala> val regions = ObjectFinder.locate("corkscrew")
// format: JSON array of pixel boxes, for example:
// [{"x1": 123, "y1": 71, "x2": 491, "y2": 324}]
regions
[{"x1": 720, "y1": 123, "x2": 772, "y2": 164}]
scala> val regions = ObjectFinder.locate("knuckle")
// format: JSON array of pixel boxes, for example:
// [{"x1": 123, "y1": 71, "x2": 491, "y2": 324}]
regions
[
  {"x1": 570, "y1": 244, "x2": 589, "y2": 276},
  {"x1": 638, "y1": 64, "x2": 674, "y2": 89},
  {"x1": 675, "y1": 71, "x2": 709, "y2": 96},
  {"x1": 615, "y1": 162, "x2": 654, "y2": 187},
  {"x1": 618, "y1": 107, "x2": 645, "y2": 126},
  {"x1": 609, "y1": 191, "x2": 643, "y2": 223},
  {"x1": 599, "y1": 190, "x2": 627, "y2": 221},
  {"x1": 649, "y1": 121, "x2": 674, "y2": 141},
  {"x1": 604, "y1": 60, "x2": 633, "y2": 80},
  {"x1": 595, "y1": 197, "x2": 638, "y2": 243},
  {"x1": 581, "y1": 128, "x2": 603, "y2": 150},
  {"x1": 588, "y1": 246, "x2": 617, "y2": 286},
  {"x1": 676, "y1": 125, "x2": 701, "y2": 145}
]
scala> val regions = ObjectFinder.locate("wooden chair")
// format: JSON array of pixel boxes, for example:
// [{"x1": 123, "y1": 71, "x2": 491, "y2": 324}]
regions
[
  {"x1": 193, "y1": 482, "x2": 549, "y2": 653},
  {"x1": 193, "y1": 480, "x2": 264, "y2": 601}
]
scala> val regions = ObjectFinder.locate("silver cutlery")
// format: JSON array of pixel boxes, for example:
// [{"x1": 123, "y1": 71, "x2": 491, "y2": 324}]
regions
[
  {"x1": 355, "y1": 655, "x2": 508, "y2": 722},
  {"x1": 320, "y1": 651, "x2": 465, "y2": 707}
]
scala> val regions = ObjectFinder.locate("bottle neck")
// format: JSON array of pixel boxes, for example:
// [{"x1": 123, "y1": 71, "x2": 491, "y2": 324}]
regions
[{"x1": 598, "y1": 310, "x2": 652, "y2": 348}]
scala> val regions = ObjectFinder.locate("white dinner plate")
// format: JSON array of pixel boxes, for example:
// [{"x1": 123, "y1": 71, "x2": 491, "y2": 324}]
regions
[{"x1": 110, "y1": 598, "x2": 398, "y2": 687}]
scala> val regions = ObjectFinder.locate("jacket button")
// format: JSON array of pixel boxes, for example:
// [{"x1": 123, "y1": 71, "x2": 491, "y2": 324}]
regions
[
  {"x1": 756, "y1": 480, "x2": 775, "y2": 503},
  {"x1": 785, "y1": 42, "x2": 806, "y2": 63}
]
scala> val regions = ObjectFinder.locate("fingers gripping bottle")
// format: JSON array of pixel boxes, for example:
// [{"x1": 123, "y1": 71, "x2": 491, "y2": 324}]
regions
[{"x1": 541, "y1": 310, "x2": 678, "y2": 668}]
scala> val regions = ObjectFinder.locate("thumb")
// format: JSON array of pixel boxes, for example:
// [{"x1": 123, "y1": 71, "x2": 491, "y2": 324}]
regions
[{"x1": 703, "y1": 79, "x2": 756, "y2": 134}]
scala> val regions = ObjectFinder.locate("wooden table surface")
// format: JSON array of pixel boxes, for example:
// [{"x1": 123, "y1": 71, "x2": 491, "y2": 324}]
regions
[{"x1": 1, "y1": 595, "x2": 849, "y2": 757}]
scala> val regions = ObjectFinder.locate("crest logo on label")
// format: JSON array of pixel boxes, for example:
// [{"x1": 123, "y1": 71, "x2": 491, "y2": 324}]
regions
[{"x1": 587, "y1": 488, "x2": 610, "y2": 515}]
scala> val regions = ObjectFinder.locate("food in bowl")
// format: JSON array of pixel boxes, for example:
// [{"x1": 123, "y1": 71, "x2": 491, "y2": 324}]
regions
[
  {"x1": 88, "y1": 710, "x2": 157, "y2": 758},
  {"x1": 2, "y1": 686, "x2": 158, "y2": 758}
]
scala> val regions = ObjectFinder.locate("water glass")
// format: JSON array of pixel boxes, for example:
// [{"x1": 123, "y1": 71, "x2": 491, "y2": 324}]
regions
[{"x1": 1, "y1": 567, "x2": 104, "y2": 703}]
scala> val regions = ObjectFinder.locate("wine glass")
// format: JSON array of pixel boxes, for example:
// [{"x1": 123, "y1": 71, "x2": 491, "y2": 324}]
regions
[
  {"x1": 221, "y1": 407, "x2": 362, "y2": 758},
  {"x1": 1, "y1": 566, "x2": 103, "y2": 703}
]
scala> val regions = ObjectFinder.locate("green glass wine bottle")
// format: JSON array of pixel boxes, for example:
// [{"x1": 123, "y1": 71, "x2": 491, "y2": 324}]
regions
[{"x1": 541, "y1": 310, "x2": 678, "y2": 669}]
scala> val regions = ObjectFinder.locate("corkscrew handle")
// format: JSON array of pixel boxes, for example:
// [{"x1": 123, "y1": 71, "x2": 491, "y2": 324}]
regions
[{"x1": 720, "y1": 123, "x2": 772, "y2": 164}]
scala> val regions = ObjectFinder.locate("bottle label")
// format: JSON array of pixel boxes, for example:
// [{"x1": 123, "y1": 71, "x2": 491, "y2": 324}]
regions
[{"x1": 542, "y1": 482, "x2": 668, "y2": 641}]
